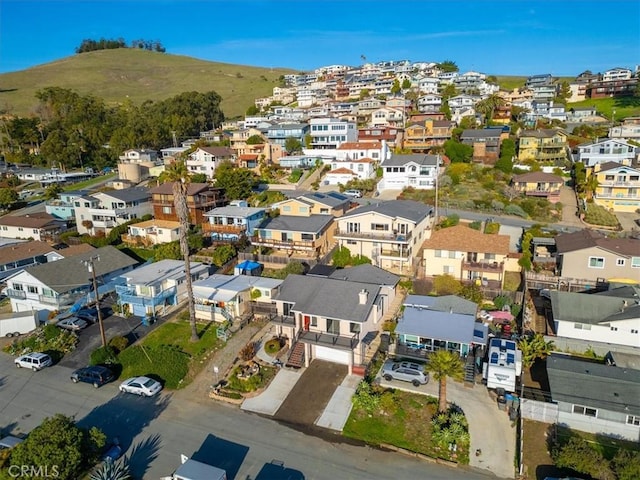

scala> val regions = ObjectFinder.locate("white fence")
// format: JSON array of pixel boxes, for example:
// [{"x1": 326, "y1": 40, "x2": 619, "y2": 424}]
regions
[{"x1": 521, "y1": 398, "x2": 558, "y2": 424}]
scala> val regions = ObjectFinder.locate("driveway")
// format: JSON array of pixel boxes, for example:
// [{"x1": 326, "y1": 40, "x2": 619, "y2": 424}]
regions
[
  {"x1": 558, "y1": 186, "x2": 583, "y2": 228},
  {"x1": 274, "y1": 360, "x2": 347, "y2": 426}
]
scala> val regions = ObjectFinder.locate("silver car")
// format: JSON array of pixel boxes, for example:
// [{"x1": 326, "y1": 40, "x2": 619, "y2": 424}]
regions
[
  {"x1": 56, "y1": 317, "x2": 88, "y2": 331},
  {"x1": 381, "y1": 360, "x2": 429, "y2": 387}
]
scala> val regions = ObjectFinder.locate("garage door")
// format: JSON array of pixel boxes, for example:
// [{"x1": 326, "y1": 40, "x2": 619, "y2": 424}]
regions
[
  {"x1": 314, "y1": 346, "x2": 351, "y2": 365},
  {"x1": 133, "y1": 304, "x2": 146, "y2": 317}
]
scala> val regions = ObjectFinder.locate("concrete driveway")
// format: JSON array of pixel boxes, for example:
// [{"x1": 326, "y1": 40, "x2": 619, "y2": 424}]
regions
[{"x1": 378, "y1": 371, "x2": 516, "y2": 479}]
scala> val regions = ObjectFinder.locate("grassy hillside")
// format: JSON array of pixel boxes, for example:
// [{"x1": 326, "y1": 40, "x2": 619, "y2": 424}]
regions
[
  {"x1": 0, "y1": 49, "x2": 294, "y2": 119},
  {"x1": 566, "y1": 96, "x2": 640, "y2": 119}
]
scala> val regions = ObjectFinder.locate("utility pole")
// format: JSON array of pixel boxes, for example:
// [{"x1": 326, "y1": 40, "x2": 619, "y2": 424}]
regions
[{"x1": 83, "y1": 256, "x2": 107, "y2": 348}]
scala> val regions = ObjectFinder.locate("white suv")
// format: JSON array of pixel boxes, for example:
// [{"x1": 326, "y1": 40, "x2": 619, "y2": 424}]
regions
[
  {"x1": 344, "y1": 189, "x2": 362, "y2": 198},
  {"x1": 15, "y1": 352, "x2": 53, "y2": 371},
  {"x1": 381, "y1": 360, "x2": 429, "y2": 387}
]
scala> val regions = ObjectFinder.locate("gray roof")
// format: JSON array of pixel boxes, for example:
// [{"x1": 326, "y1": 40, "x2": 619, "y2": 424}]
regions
[
  {"x1": 404, "y1": 294, "x2": 478, "y2": 316},
  {"x1": 99, "y1": 187, "x2": 150, "y2": 203},
  {"x1": 174, "y1": 459, "x2": 226, "y2": 479},
  {"x1": 547, "y1": 353, "x2": 640, "y2": 416},
  {"x1": 24, "y1": 246, "x2": 138, "y2": 294},
  {"x1": 121, "y1": 259, "x2": 206, "y2": 285},
  {"x1": 257, "y1": 214, "x2": 333, "y2": 233},
  {"x1": 396, "y1": 307, "x2": 484, "y2": 344},
  {"x1": 329, "y1": 264, "x2": 400, "y2": 287},
  {"x1": 192, "y1": 274, "x2": 282, "y2": 300},
  {"x1": 550, "y1": 290, "x2": 639, "y2": 324},
  {"x1": 460, "y1": 129, "x2": 502, "y2": 139},
  {"x1": 300, "y1": 191, "x2": 350, "y2": 207},
  {"x1": 382, "y1": 154, "x2": 439, "y2": 167},
  {"x1": 340, "y1": 200, "x2": 433, "y2": 224},
  {"x1": 276, "y1": 274, "x2": 380, "y2": 323},
  {"x1": 204, "y1": 205, "x2": 265, "y2": 218}
]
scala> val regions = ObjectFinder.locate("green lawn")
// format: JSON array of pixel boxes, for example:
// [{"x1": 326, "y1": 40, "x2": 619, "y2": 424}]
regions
[
  {"x1": 567, "y1": 96, "x2": 640, "y2": 120},
  {"x1": 63, "y1": 172, "x2": 116, "y2": 191}
]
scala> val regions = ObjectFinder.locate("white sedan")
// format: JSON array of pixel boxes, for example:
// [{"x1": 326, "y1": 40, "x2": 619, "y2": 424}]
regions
[
  {"x1": 56, "y1": 317, "x2": 88, "y2": 331},
  {"x1": 119, "y1": 376, "x2": 163, "y2": 397}
]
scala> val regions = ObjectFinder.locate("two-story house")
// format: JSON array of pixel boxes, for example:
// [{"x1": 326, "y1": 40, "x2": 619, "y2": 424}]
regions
[
  {"x1": 203, "y1": 200, "x2": 267, "y2": 242},
  {"x1": 308, "y1": 118, "x2": 357, "y2": 149},
  {"x1": 334, "y1": 200, "x2": 433, "y2": 273},
  {"x1": 121, "y1": 219, "x2": 181, "y2": 247},
  {"x1": 150, "y1": 182, "x2": 226, "y2": 227},
  {"x1": 460, "y1": 129, "x2": 503, "y2": 163},
  {"x1": 417, "y1": 94, "x2": 442, "y2": 113},
  {"x1": 271, "y1": 274, "x2": 386, "y2": 374},
  {"x1": 369, "y1": 107, "x2": 404, "y2": 127},
  {"x1": 358, "y1": 126, "x2": 402, "y2": 147},
  {"x1": 511, "y1": 171, "x2": 564, "y2": 203},
  {"x1": 555, "y1": 229, "x2": 640, "y2": 283},
  {"x1": 421, "y1": 224, "x2": 513, "y2": 289},
  {"x1": 116, "y1": 259, "x2": 210, "y2": 318},
  {"x1": 45, "y1": 191, "x2": 87, "y2": 220},
  {"x1": 0, "y1": 241, "x2": 94, "y2": 281},
  {"x1": 379, "y1": 153, "x2": 440, "y2": 191},
  {"x1": 324, "y1": 158, "x2": 376, "y2": 185},
  {"x1": 3, "y1": 246, "x2": 137, "y2": 321},
  {"x1": 74, "y1": 187, "x2": 152, "y2": 235},
  {"x1": 517, "y1": 129, "x2": 569, "y2": 164},
  {"x1": 403, "y1": 119, "x2": 454, "y2": 152},
  {"x1": 266, "y1": 122, "x2": 310, "y2": 149},
  {"x1": 592, "y1": 162, "x2": 640, "y2": 212},
  {"x1": 186, "y1": 147, "x2": 236, "y2": 179},
  {"x1": 0, "y1": 213, "x2": 66, "y2": 241},
  {"x1": 575, "y1": 139, "x2": 638, "y2": 169}
]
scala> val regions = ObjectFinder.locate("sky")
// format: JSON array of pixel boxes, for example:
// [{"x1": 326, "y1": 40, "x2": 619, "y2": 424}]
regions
[{"x1": 0, "y1": 0, "x2": 639, "y2": 76}]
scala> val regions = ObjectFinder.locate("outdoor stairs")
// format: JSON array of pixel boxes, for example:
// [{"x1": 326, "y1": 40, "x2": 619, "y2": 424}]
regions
[
  {"x1": 363, "y1": 290, "x2": 407, "y2": 366},
  {"x1": 464, "y1": 352, "x2": 476, "y2": 386},
  {"x1": 286, "y1": 341, "x2": 305, "y2": 368}
]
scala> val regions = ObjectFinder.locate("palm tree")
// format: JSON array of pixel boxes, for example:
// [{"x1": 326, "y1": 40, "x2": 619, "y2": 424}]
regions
[
  {"x1": 162, "y1": 160, "x2": 199, "y2": 342},
  {"x1": 518, "y1": 333, "x2": 555, "y2": 369},
  {"x1": 475, "y1": 94, "x2": 505, "y2": 126},
  {"x1": 425, "y1": 350, "x2": 465, "y2": 413},
  {"x1": 90, "y1": 457, "x2": 131, "y2": 480}
]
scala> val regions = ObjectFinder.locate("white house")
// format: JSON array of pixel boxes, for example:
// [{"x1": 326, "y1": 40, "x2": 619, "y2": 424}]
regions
[
  {"x1": 308, "y1": 117, "x2": 357, "y2": 149},
  {"x1": 575, "y1": 139, "x2": 638, "y2": 168},
  {"x1": 74, "y1": 187, "x2": 152, "y2": 235},
  {"x1": 370, "y1": 107, "x2": 404, "y2": 127},
  {"x1": 602, "y1": 67, "x2": 633, "y2": 82},
  {"x1": 203, "y1": 200, "x2": 267, "y2": 240},
  {"x1": 0, "y1": 213, "x2": 66, "y2": 241},
  {"x1": 2, "y1": 246, "x2": 138, "y2": 322},
  {"x1": 417, "y1": 77, "x2": 441, "y2": 94},
  {"x1": 378, "y1": 153, "x2": 440, "y2": 191},
  {"x1": 116, "y1": 259, "x2": 210, "y2": 318},
  {"x1": 448, "y1": 94, "x2": 477, "y2": 109},
  {"x1": 186, "y1": 146, "x2": 236, "y2": 179},
  {"x1": 323, "y1": 158, "x2": 376, "y2": 186},
  {"x1": 122, "y1": 219, "x2": 181, "y2": 247},
  {"x1": 417, "y1": 94, "x2": 442, "y2": 113}
]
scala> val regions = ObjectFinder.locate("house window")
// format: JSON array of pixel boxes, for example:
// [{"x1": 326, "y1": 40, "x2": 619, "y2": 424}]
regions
[
  {"x1": 631, "y1": 329, "x2": 638, "y2": 334},
  {"x1": 350, "y1": 322, "x2": 361, "y2": 334},
  {"x1": 616, "y1": 258, "x2": 625, "y2": 266},
  {"x1": 41, "y1": 288, "x2": 55, "y2": 298},
  {"x1": 326, "y1": 318, "x2": 340, "y2": 335},
  {"x1": 311, "y1": 316, "x2": 318, "y2": 327},
  {"x1": 282, "y1": 206, "x2": 291, "y2": 212},
  {"x1": 627, "y1": 415, "x2": 640, "y2": 426},
  {"x1": 320, "y1": 208, "x2": 329, "y2": 214},
  {"x1": 162, "y1": 206, "x2": 172, "y2": 214},
  {"x1": 449, "y1": 251, "x2": 456, "y2": 259},
  {"x1": 18, "y1": 227, "x2": 23, "y2": 231},
  {"x1": 632, "y1": 257, "x2": 640, "y2": 268},
  {"x1": 435, "y1": 250, "x2": 442, "y2": 258},
  {"x1": 27, "y1": 286, "x2": 38, "y2": 294},
  {"x1": 299, "y1": 207, "x2": 308, "y2": 213},
  {"x1": 300, "y1": 233, "x2": 314, "y2": 241},
  {"x1": 33, "y1": 229, "x2": 38, "y2": 234},
  {"x1": 611, "y1": 326, "x2": 618, "y2": 331},
  {"x1": 572, "y1": 405, "x2": 597, "y2": 417},
  {"x1": 371, "y1": 223, "x2": 389, "y2": 231},
  {"x1": 484, "y1": 253, "x2": 496, "y2": 261},
  {"x1": 12, "y1": 283, "x2": 23, "y2": 291},
  {"x1": 443, "y1": 265, "x2": 454, "y2": 274},
  {"x1": 574, "y1": 323, "x2": 591, "y2": 330},
  {"x1": 346, "y1": 240, "x2": 357, "y2": 245},
  {"x1": 588, "y1": 257, "x2": 604, "y2": 269}
]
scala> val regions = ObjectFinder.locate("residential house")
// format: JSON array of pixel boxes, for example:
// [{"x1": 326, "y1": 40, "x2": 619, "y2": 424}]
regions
[
  {"x1": 266, "y1": 123, "x2": 309, "y2": 149},
  {"x1": 448, "y1": 94, "x2": 477, "y2": 110},
  {"x1": 609, "y1": 123, "x2": 640, "y2": 140},
  {"x1": 117, "y1": 149, "x2": 160, "y2": 183},
  {"x1": 45, "y1": 191, "x2": 87, "y2": 220},
  {"x1": 0, "y1": 213, "x2": 66, "y2": 241},
  {"x1": 278, "y1": 155, "x2": 320, "y2": 169},
  {"x1": 358, "y1": 126, "x2": 402, "y2": 147},
  {"x1": 566, "y1": 106, "x2": 598, "y2": 121},
  {"x1": 192, "y1": 274, "x2": 283, "y2": 323},
  {"x1": 118, "y1": 149, "x2": 158, "y2": 163},
  {"x1": 308, "y1": 118, "x2": 357, "y2": 149},
  {"x1": 575, "y1": 139, "x2": 637, "y2": 168},
  {"x1": 324, "y1": 159, "x2": 376, "y2": 185},
  {"x1": 116, "y1": 259, "x2": 210, "y2": 318},
  {"x1": 334, "y1": 200, "x2": 433, "y2": 273},
  {"x1": 336, "y1": 141, "x2": 388, "y2": 163},
  {"x1": 393, "y1": 294, "x2": 485, "y2": 361},
  {"x1": 592, "y1": 162, "x2": 640, "y2": 212},
  {"x1": 379, "y1": 153, "x2": 440, "y2": 191},
  {"x1": 0, "y1": 241, "x2": 94, "y2": 281},
  {"x1": 549, "y1": 286, "x2": 640, "y2": 349},
  {"x1": 328, "y1": 264, "x2": 400, "y2": 310},
  {"x1": 203, "y1": 200, "x2": 267, "y2": 241},
  {"x1": 517, "y1": 129, "x2": 569, "y2": 164},
  {"x1": 150, "y1": 182, "x2": 226, "y2": 227},
  {"x1": 511, "y1": 171, "x2": 563, "y2": 203},
  {"x1": 460, "y1": 129, "x2": 503, "y2": 163},
  {"x1": 602, "y1": 68, "x2": 633, "y2": 82},
  {"x1": 546, "y1": 352, "x2": 640, "y2": 441},
  {"x1": 421, "y1": 224, "x2": 513, "y2": 289},
  {"x1": 280, "y1": 191, "x2": 352, "y2": 217},
  {"x1": 555, "y1": 229, "x2": 640, "y2": 283},
  {"x1": 529, "y1": 84, "x2": 558, "y2": 102},
  {"x1": 186, "y1": 146, "x2": 236, "y2": 180},
  {"x1": 3, "y1": 246, "x2": 137, "y2": 321},
  {"x1": 74, "y1": 187, "x2": 152, "y2": 235},
  {"x1": 403, "y1": 119, "x2": 454, "y2": 152},
  {"x1": 271, "y1": 274, "x2": 386, "y2": 374},
  {"x1": 369, "y1": 107, "x2": 404, "y2": 127},
  {"x1": 417, "y1": 94, "x2": 442, "y2": 113},
  {"x1": 121, "y1": 219, "x2": 181, "y2": 247}
]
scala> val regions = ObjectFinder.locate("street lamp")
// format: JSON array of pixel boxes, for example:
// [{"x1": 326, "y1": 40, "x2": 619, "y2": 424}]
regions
[{"x1": 82, "y1": 255, "x2": 107, "y2": 348}]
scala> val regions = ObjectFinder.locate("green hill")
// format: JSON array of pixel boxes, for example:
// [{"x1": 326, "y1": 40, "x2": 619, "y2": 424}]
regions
[{"x1": 0, "y1": 49, "x2": 295, "y2": 119}]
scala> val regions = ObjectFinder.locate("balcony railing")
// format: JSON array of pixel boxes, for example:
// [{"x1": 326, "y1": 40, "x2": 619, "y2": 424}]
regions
[
  {"x1": 194, "y1": 304, "x2": 233, "y2": 321},
  {"x1": 6, "y1": 288, "x2": 26, "y2": 299},
  {"x1": 270, "y1": 315, "x2": 296, "y2": 326},
  {"x1": 298, "y1": 329, "x2": 359, "y2": 351},
  {"x1": 463, "y1": 261, "x2": 504, "y2": 272},
  {"x1": 202, "y1": 223, "x2": 247, "y2": 234},
  {"x1": 523, "y1": 189, "x2": 561, "y2": 197},
  {"x1": 594, "y1": 193, "x2": 639, "y2": 199},
  {"x1": 334, "y1": 229, "x2": 411, "y2": 243},
  {"x1": 597, "y1": 181, "x2": 640, "y2": 187},
  {"x1": 391, "y1": 342, "x2": 431, "y2": 360},
  {"x1": 379, "y1": 249, "x2": 410, "y2": 259},
  {"x1": 251, "y1": 236, "x2": 317, "y2": 251},
  {"x1": 116, "y1": 285, "x2": 177, "y2": 307}
]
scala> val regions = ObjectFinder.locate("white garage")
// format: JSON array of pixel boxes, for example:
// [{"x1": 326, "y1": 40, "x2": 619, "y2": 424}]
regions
[{"x1": 314, "y1": 346, "x2": 351, "y2": 365}]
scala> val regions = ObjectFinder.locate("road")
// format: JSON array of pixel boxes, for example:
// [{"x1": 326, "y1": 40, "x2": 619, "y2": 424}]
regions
[{"x1": 0, "y1": 354, "x2": 498, "y2": 480}]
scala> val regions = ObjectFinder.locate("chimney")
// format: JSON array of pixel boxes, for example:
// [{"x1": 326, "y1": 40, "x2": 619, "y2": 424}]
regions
[{"x1": 358, "y1": 289, "x2": 368, "y2": 305}]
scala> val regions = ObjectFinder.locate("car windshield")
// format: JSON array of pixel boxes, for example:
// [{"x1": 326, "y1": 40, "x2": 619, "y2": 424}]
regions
[{"x1": 143, "y1": 378, "x2": 156, "y2": 388}]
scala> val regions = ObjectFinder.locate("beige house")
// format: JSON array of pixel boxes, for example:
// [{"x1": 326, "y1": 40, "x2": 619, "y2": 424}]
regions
[
  {"x1": 334, "y1": 200, "x2": 433, "y2": 273},
  {"x1": 121, "y1": 219, "x2": 181, "y2": 247},
  {"x1": 273, "y1": 191, "x2": 352, "y2": 217},
  {"x1": 422, "y1": 224, "x2": 514, "y2": 289},
  {"x1": 555, "y1": 230, "x2": 640, "y2": 283}
]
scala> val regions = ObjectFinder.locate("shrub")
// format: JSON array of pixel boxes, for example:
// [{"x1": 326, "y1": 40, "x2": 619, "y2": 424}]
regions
[
  {"x1": 439, "y1": 214, "x2": 460, "y2": 228},
  {"x1": 469, "y1": 221, "x2": 481, "y2": 230},
  {"x1": 226, "y1": 364, "x2": 276, "y2": 393},
  {"x1": 504, "y1": 204, "x2": 528, "y2": 218},
  {"x1": 240, "y1": 341, "x2": 257, "y2": 361},
  {"x1": 4, "y1": 325, "x2": 78, "y2": 357},
  {"x1": 288, "y1": 168, "x2": 303, "y2": 183},
  {"x1": 264, "y1": 338, "x2": 283, "y2": 355},
  {"x1": 108, "y1": 336, "x2": 129, "y2": 353},
  {"x1": 584, "y1": 204, "x2": 619, "y2": 227},
  {"x1": 484, "y1": 222, "x2": 500, "y2": 234},
  {"x1": 90, "y1": 346, "x2": 119, "y2": 366}
]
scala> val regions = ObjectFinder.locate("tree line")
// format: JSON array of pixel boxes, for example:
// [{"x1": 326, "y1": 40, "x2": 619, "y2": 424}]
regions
[
  {"x1": 1, "y1": 87, "x2": 225, "y2": 170},
  {"x1": 75, "y1": 37, "x2": 166, "y2": 54}
]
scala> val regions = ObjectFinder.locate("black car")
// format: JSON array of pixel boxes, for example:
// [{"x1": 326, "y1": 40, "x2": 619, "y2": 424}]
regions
[{"x1": 70, "y1": 366, "x2": 115, "y2": 388}]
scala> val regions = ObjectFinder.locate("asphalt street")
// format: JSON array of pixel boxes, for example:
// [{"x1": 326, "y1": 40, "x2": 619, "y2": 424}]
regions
[{"x1": 0, "y1": 354, "x2": 499, "y2": 480}]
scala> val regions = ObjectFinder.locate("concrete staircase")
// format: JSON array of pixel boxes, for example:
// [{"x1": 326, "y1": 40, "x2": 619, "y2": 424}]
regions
[
  {"x1": 286, "y1": 341, "x2": 305, "y2": 368},
  {"x1": 464, "y1": 352, "x2": 476, "y2": 386},
  {"x1": 361, "y1": 290, "x2": 408, "y2": 367}
]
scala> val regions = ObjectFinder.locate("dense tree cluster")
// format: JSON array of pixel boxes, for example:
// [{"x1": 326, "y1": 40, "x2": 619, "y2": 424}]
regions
[
  {"x1": 75, "y1": 37, "x2": 165, "y2": 53},
  {"x1": 1, "y1": 87, "x2": 224, "y2": 170}
]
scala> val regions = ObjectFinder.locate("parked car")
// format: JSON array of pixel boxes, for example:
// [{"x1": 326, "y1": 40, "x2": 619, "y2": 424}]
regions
[
  {"x1": 56, "y1": 317, "x2": 88, "y2": 331},
  {"x1": 75, "y1": 308, "x2": 98, "y2": 323},
  {"x1": 102, "y1": 437, "x2": 123, "y2": 463},
  {"x1": 70, "y1": 365, "x2": 115, "y2": 388},
  {"x1": 381, "y1": 360, "x2": 429, "y2": 387},
  {"x1": 14, "y1": 352, "x2": 52, "y2": 371},
  {"x1": 343, "y1": 189, "x2": 362, "y2": 198},
  {"x1": 119, "y1": 376, "x2": 163, "y2": 397}
]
